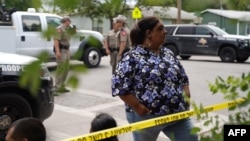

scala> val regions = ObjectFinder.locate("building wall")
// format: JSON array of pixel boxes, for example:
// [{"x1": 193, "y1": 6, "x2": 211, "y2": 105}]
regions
[
  {"x1": 201, "y1": 12, "x2": 223, "y2": 28},
  {"x1": 70, "y1": 15, "x2": 92, "y2": 30},
  {"x1": 223, "y1": 18, "x2": 237, "y2": 34},
  {"x1": 201, "y1": 12, "x2": 250, "y2": 35},
  {"x1": 239, "y1": 22, "x2": 250, "y2": 35}
]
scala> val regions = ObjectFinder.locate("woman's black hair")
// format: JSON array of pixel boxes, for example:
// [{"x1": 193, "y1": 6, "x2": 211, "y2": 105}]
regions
[
  {"x1": 90, "y1": 113, "x2": 118, "y2": 141},
  {"x1": 130, "y1": 16, "x2": 160, "y2": 46}
]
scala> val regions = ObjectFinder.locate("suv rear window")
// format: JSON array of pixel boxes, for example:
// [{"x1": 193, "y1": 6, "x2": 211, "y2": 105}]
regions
[
  {"x1": 175, "y1": 27, "x2": 193, "y2": 35},
  {"x1": 165, "y1": 26, "x2": 176, "y2": 35},
  {"x1": 195, "y1": 27, "x2": 210, "y2": 35}
]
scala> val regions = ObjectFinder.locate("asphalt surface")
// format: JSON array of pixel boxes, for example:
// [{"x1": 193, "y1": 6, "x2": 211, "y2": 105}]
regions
[{"x1": 43, "y1": 56, "x2": 250, "y2": 141}]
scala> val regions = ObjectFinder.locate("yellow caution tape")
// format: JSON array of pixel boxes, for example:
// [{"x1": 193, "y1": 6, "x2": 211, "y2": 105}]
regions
[{"x1": 62, "y1": 98, "x2": 246, "y2": 141}]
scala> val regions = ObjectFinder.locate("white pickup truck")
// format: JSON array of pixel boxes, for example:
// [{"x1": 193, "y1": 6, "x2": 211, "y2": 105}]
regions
[{"x1": 0, "y1": 8, "x2": 106, "y2": 68}]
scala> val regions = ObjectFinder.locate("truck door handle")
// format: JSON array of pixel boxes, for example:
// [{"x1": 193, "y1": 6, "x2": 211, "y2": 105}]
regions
[{"x1": 21, "y1": 36, "x2": 25, "y2": 41}]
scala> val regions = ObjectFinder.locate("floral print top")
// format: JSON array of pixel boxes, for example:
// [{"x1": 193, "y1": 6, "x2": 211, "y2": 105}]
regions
[{"x1": 111, "y1": 45, "x2": 190, "y2": 116}]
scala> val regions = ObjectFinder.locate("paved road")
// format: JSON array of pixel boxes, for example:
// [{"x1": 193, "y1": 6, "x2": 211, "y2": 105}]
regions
[{"x1": 44, "y1": 56, "x2": 250, "y2": 141}]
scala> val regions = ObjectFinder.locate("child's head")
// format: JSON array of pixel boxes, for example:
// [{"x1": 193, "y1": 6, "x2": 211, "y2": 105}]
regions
[
  {"x1": 5, "y1": 117, "x2": 46, "y2": 141},
  {"x1": 90, "y1": 113, "x2": 118, "y2": 141}
]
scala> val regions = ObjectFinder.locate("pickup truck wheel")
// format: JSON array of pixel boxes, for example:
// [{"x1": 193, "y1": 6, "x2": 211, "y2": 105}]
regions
[
  {"x1": 236, "y1": 56, "x2": 249, "y2": 63},
  {"x1": 165, "y1": 45, "x2": 178, "y2": 56},
  {"x1": 0, "y1": 93, "x2": 32, "y2": 139},
  {"x1": 180, "y1": 55, "x2": 191, "y2": 60},
  {"x1": 219, "y1": 47, "x2": 236, "y2": 62},
  {"x1": 83, "y1": 47, "x2": 101, "y2": 68}
]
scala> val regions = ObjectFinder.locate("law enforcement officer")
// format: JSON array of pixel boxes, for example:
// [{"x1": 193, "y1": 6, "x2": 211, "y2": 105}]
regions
[
  {"x1": 104, "y1": 15, "x2": 130, "y2": 74},
  {"x1": 104, "y1": 21, "x2": 119, "y2": 74},
  {"x1": 53, "y1": 16, "x2": 72, "y2": 94},
  {"x1": 113, "y1": 15, "x2": 131, "y2": 60}
]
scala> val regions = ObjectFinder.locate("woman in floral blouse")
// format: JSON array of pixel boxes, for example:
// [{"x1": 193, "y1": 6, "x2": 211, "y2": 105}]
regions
[{"x1": 111, "y1": 16, "x2": 198, "y2": 141}]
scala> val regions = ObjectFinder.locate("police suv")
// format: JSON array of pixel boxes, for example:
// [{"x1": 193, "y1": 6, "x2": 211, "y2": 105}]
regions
[
  {"x1": 164, "y1": 24, "x2": 250, "y2": 62},
  {"x1": 0, "y1": 7, "x2": 106, "y2": 68},
  {"x1": 0, "y1": 52, "x2": 54, "y2": 140}
]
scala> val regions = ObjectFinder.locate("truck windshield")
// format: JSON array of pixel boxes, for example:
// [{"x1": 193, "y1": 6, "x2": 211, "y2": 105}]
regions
[
  {"x1": 209, "y1": 25, "x2": 229, "y2": 36},
  {"x1": 46, "y1": 16, "x2": 61, "y2": 28}
]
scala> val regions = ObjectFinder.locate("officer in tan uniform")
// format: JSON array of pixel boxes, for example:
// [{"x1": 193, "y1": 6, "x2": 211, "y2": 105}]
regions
[
  {"x1": 105, "y1": 15, "x2": 130, "y2": 74},
  {"x1": 53, "y1": 16, "x2": 73, "y2": 94},
  {"x1": 104, "y1": 21, "x2": 120, "y2": 74},
  {"x1": 114, "y1": 15, "x2": 130, "y2": 60}
]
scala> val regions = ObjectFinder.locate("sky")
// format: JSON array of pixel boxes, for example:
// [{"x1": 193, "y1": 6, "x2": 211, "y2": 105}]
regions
[{"x1": 127, "y1": 0, "x2": 137, "y2": 6}]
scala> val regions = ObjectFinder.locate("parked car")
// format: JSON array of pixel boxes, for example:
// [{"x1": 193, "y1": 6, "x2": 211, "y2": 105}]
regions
[
  {"x1": 0, "y1": 7, "x2": 106, "y2": 68},
  {"x1": 164, "y1": 24, "x2": 250, "y2": 62},
  {"x1": 0, "y1": 52, "x2": 54, "y2": 140}
]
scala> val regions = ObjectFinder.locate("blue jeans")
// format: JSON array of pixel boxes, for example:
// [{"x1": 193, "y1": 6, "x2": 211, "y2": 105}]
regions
[{"x1": 126, "y1": 111, "x2": 198, "y2": 141}]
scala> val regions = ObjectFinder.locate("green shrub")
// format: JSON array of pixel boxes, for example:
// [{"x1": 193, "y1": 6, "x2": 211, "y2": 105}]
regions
[{"x1": 192, "y1": 72, "x2": 250, "y2": 141}]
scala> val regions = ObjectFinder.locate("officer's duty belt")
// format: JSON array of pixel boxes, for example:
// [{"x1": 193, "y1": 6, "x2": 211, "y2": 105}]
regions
[
  {"x1": 108, "y1": 47, "x2": 119, "y2": 52},
  {"x1": 59, "y1": 44, "x2": 69, "y2": 50}
]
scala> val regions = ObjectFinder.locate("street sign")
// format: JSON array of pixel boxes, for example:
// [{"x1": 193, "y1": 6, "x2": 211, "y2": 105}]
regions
[{"x1": 132, "y1": 7, "x2": 142, "y2": 19}]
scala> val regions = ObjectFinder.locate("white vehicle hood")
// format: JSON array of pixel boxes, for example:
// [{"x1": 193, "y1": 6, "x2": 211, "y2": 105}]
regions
[
  {"x1": 0, "y1": 52, "x2": 38, "y2": 65},
  {"x1": 77, "y1": 30, "x2": 104, "y2": 42},
  {"x1": 222, "y1": 34, "x2": 250, "y2": 40}
]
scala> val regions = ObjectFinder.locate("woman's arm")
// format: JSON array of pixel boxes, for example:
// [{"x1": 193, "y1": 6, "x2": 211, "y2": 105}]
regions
[
  {"x1": 183, "y1": 85, "x2": 190, "y2": 98},
  {"x1": 119, "y1": 94, "x2": 150, "y2": 116}
]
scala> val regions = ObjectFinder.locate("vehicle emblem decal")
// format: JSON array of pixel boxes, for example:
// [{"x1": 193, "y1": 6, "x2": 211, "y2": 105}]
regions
[{"x1": 199, "y1": 38, "x2": 207, "y2": 45}]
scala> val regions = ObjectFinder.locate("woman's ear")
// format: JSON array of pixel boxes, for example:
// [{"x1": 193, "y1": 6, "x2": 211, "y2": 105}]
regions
[{"x1": 146, "y1": 30, "x2": 151, "y2": 38}]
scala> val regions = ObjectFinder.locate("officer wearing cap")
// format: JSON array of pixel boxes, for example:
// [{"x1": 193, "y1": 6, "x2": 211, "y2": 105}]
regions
[
  {"x1": 53, "y1": 15, "x2": 72, "y2": 94},
  {"x1": 104, "y1": 15, "x2": 130, "y2": 74},
  {"x1": 104, "y1": 21, "x2": 120, "y2": 74},
  {"x1": 113, "y1": 15, "x2": 131, "y2": 58}
]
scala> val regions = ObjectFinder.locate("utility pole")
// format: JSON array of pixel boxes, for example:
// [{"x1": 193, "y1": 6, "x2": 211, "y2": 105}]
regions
[
  {"x1": 220, "y1": 0, "x2": 223, "y2": 28},
  {"x1": 177, "y1": 0, "x2": 182, "y2": 24}
]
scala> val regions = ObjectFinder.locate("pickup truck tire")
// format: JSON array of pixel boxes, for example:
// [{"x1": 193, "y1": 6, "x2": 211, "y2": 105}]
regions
[
  {"x1": 236, "y1": 56, "x2": 249, "y2": 63},
  {"x1": 219, "y1": 47, "x2": 236, "y2": 62},
  {"x1": 0, "y1": 93, "x2": 32, "y2": 139},
  {"x1": 83, "y1": 47, "x2": 101, "y2": 68}
]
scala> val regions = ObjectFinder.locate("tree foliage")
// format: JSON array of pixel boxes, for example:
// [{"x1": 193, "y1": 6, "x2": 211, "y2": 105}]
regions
[
  {"x1": 2, "y1": 0, "x2": 42, "y2": 11},
  {"x1": 53, "y1": 0, "x2": 79, "y2": 13},
  {"x1": 192, "y1": 72, "x2": 250, "y2": 140},
  {"x1": 225, "y1": 0, "x2": 250, "y2": 10},
  {"x1": 181, "y1": 0, "x2": 225, "y2": 12},
  {"x1": 181, "y1": 0, "x2": 250, "y2": 12},
  {"x1": 54, "y1": 0, "x2": 130, "y2": 29},
  {"x1": 136, "y1": 0, "x2": 175, "y2": 6}
]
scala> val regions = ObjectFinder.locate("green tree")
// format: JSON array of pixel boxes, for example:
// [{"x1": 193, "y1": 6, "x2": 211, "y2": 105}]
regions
[
  {"x1": 181, "y1": 0, "x2": 225, "y2": 12},
  {"x1": 54, "y1": 0, "x2": 130, "y2": 29},
  {"x1": 191, "y1": 72, "x2": 250, "y2": 141},
  {"x1": 136, "y1": 0, "x2": 175, "y2": 6},
  {"x1": 3, "y1": 0, "x2": 42, "y2": 11},
  {"x1": 225, "y1": 0, "x2": 250, "y2": 10}
]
